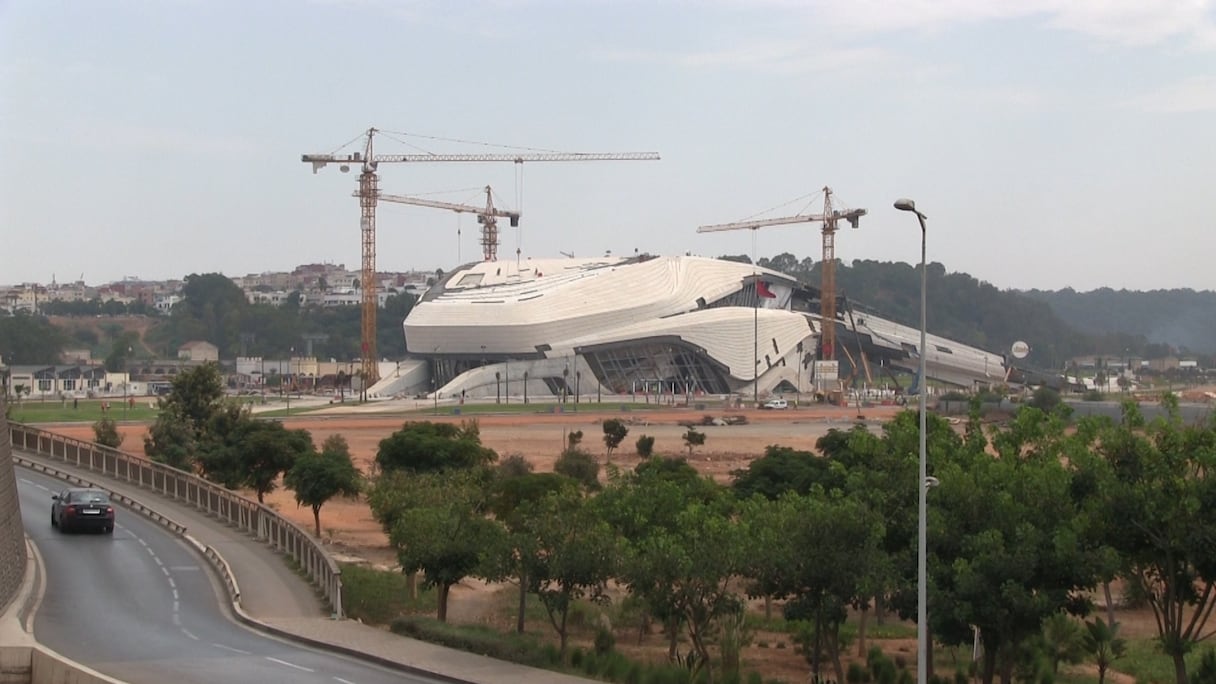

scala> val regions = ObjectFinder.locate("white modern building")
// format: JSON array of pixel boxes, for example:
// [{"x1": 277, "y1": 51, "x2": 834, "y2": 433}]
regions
[{"x1": 394, "y1": 254, "x2": 1008, "y2": 402}]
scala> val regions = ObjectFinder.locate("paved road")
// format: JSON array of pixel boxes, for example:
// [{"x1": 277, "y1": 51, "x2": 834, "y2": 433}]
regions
[{"x1": 18, "y1": 469, "x2": 447, "y2": 684}]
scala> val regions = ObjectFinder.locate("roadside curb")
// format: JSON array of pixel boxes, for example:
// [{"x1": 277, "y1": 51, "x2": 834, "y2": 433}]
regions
[{"x1": 227, "y1": 607, "x2": 475, "y2": 684}]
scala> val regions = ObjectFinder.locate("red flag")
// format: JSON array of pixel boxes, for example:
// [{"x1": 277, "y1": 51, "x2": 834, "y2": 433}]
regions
[{"x1": 756, "y1": 280, "x2": 777, "y2": 298}]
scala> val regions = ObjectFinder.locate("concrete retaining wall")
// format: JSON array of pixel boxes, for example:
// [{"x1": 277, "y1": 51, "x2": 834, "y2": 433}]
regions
[{"x1": 0, "y1": 399, "x2": 27, "y2": 614}]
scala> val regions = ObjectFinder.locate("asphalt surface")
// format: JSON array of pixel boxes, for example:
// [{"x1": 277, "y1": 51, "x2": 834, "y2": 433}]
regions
[{"x1": 18, "y1": 468, "x2": 448, "y2": 684}]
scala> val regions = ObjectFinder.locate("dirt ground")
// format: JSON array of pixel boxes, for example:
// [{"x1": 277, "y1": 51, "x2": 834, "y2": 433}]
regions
[{"x1": 43, "y1": 403, "x2": 1167, "y2": 683}]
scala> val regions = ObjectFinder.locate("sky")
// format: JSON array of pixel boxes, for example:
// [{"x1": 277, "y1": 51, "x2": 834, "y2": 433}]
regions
[{"x1": 2, "y1": 0, "x2": 1214, "y2": 292}]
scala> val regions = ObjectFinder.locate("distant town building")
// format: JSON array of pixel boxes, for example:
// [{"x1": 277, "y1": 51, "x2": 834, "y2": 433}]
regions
[{"x1": 177, "y1": 341, "x2": 219, "y2": 362}]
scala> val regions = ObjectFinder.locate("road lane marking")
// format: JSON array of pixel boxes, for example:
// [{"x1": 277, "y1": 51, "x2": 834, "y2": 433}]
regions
[
  {"x1": 181, "y1": 629, "x2": 199, "y2": 640},
  {"x1": 334, "y1": 678, "x2": 358, "y2": 684},
  {"x1": 265, "y1": 657, "x2": 314, "y2": 672},
  {"x1": 213, "y1": 643, "x2": 252, "y2": 655}
]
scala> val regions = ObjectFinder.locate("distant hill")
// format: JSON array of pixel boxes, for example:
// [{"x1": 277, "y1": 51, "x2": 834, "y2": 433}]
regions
[
  {"x1": 737, "y1": 254, "x2": 1196, "y2": 368},
  {"x1": 1021, "y1": 288, "x2": 1216, "y2": 356}
]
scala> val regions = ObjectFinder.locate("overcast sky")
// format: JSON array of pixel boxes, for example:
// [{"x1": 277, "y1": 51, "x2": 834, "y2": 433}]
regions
[{"x1": 2, "y1": 0, "x2": 1214, "y2": 292}]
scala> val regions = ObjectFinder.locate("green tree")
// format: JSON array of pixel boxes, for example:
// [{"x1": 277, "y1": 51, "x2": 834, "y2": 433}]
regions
[
  {"x1": 284, "y1": 434, "x2": 362, "y2": 537},
  {"x1": 602, "y1": 418, "x2": 628, "y2": 460},
  {"x1": 518, "y1": 485, "x2": 619, "y2": 658},
  {"x1": 748, "y1": 491, "x2": 885, "y2": 683},
  {"x1": 731, "y1": 445, "x2": 832, "y2": 500},
  {"x1": 242, "y1": 421, "x2": 313, "y2": 503},
  {"x1": 488, "y1": 470, "x2": 571, "y2": 633},
  {"x1": 0, "y1": 312, "x2": 67, "y2": 364},
  {"x1": 375, "y1": 421, "x2": 496, "y2": 474},
  {"x1": 1082, "y1": 617, "x2": 1126, "y2": 684},
  {"x1": 381, "y1": 469, "x2": 506, "y2": 622},
  {"x1": 165, "y1": 272, "x2": 249, "y2": 357},
  {"x1": 92, "y1": 417, "x2": 123, "y2": 448},
  {"x1": 1094, "y1": 396, "x2": 1216, "y2": 684},
  {"x1": 682, "y1": 427, "x2": 706, "y2": 456},
  {"x1": 195, "y1": 409, "x2": 312, "y2": 502},
  {"x1": 144, "y1": 363, "x2": 227, "y2": 470},
  {"x1": 929, "y1": 408, "x2": 1105, "y2": 684}
]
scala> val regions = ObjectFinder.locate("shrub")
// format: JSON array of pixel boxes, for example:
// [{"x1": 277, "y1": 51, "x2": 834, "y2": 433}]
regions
[
  {"x1": 341, "y1": 564, "x2": 430, "y2": 624},
  {"x1": 1027, "y1": 386, "x2": 1061, "y2": 412},
  {"x1": 555, "y1": 447, "x2": 600, "y2": 490},
  {"x1": 636, "y1": 434, "x2": 655, "y2": 458},
  {"x1": 388, "y1": 615, "x2": 550, "y2": 668},
  {"x1": 848, "y1": 662, "x2": 869, "y2": 684},
  {"x1": 595, "y1": 626, "x2": 616, "y2": 655},
  {"x1": 93, "y1": 417, "x2": 124, "y2": 448}
]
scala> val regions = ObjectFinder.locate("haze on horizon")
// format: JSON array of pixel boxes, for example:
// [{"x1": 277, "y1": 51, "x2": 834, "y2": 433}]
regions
[{"x1": 2, "y1": 1, "x2": 1214, "y2": 293}]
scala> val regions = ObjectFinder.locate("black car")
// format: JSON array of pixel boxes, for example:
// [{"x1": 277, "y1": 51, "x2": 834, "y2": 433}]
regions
[{"x1": 51, "y1": 488, "x2": 115, "y2": 534}]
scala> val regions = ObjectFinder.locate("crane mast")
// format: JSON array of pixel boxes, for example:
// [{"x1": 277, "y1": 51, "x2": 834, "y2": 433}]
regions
[
  {"x1": 303, "y1": 127, "x2": 659, "y2": 390},
  {"x1": 697, "y1": 186, "x2": 866, "y2": 361},
  {"x1": 375, "y1": 186, "x2": 520, "y2": 262}
]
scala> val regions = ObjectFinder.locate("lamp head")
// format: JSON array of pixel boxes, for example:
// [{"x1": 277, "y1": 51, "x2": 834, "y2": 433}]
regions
[{"x1": 894, "y1": 198, "x2": 927, "y2": 220}]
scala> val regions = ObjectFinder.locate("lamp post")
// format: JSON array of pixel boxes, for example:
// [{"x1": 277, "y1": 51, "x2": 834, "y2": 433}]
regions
[{"x1": 895, "y1": 197, "x2": 929, "y2": 684}]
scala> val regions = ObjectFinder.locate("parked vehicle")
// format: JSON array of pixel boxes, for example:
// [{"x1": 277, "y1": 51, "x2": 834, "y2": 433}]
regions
[
  {"x1": 762, "y1": 398, "x2": 788, "y2": 410},
  {"x1": 51, "y1": 488, "x2": 115, "y2": 534}
]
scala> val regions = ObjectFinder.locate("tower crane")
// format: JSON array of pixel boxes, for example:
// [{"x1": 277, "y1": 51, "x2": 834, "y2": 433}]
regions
[
  {"x1": 697, "y1": 186, "x2": 866, "y2": 361},
  {"x1": 302, "y1": 127, "x2": 659, "y2": 388},
  {"x1": 371, "y1": 186, "x2": 520, "y2": 262}
]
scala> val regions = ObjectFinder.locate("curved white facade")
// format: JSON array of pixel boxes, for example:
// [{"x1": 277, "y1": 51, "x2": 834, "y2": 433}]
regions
[{"x1": 402, "y1": 254, "x2": 1005, "y2": 401}]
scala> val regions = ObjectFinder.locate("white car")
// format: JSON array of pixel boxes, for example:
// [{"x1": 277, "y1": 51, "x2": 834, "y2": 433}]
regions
[{"x1": 762, "y1": 398, "x2": 788, "y2": 410}]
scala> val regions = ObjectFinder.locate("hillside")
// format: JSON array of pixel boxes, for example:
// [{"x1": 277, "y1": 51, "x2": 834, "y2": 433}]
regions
[{"x1": 1022, "y1": 288, "x2": 1216, "y2": 356}]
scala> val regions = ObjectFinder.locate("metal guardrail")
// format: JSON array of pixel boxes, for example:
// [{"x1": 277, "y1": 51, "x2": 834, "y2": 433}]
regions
[{"x1": 8, "y1": 423, "x2": 342, "y2": 617}]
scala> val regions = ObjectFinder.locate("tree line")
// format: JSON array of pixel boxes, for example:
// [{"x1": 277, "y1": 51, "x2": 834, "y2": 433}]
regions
[
  {"x1": 139, "y1": 365, "x2": 1216, "y2": 684},
  {"x1": 0, "y1": 273, "x2": 417, "y2": 365},
  {"x1": 721, "y1": 253, "x2": 1207, "y2": 369}
]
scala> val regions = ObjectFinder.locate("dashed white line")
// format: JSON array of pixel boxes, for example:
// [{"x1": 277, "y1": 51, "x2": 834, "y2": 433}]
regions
[
  {"x1": 167, "y1": 577, "x2": 176, "y2": 589},
  {"x1": 180, "y1": 629, "x2": 199, "y2": 641},
  {"x1": 333, "y1": 677, "x2": 358, "y2": 684},
  {"x1": 213, "y1": 643, "x2": 252, "y2": 655},
  {"x1": 265, "y1": 657, "x2": 314, "y2": 672}
]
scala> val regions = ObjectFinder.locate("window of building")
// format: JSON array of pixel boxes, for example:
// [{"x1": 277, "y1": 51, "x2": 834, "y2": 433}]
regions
[
  {"x1": 38, "y1": 379, "x2": 52, "y2": 391},
  {"x1": 62, "y1": 379, "x2": 76, "y2": 391}
]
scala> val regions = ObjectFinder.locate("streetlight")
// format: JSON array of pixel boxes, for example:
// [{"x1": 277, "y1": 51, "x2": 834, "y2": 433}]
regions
[{"x1": 895, "y1": 197, "x2": 929, "y2": 684}]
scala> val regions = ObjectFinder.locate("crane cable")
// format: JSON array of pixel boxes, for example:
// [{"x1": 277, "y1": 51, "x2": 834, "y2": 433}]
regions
[{"x1": 739, "y1": 188, "x2": 826, "y2": 223}]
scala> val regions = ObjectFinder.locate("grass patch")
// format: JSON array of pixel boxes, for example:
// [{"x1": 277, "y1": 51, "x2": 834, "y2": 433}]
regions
[
  {"x1": 9, "y1": 399, "x2": 160, "y2": 424},
  {"x1": 339, "y1": 563, "x2": 436, "y2": 624},
  {"x1": 1113, "y1": 638, "x2": 1208, "y2": 684},
  {"x1": 391, "y1": 615, "x2": 561, "y2": 669}
]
